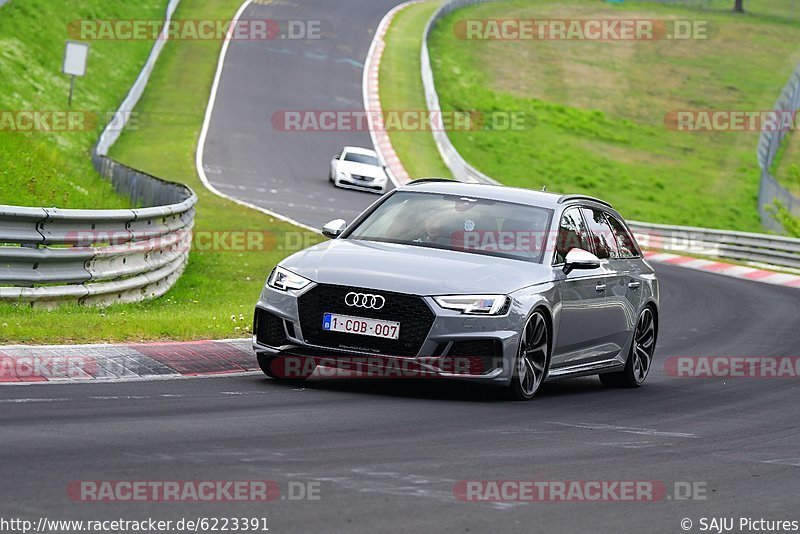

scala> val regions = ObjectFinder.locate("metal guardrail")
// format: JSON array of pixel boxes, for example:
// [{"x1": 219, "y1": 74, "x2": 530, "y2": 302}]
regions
[
  {"x1": 0, "y1": 201, "x2": 194, "y2": 307},
  {"x1": 0, "y1": 0, "x2": 196, "y2": 307},
  {"x1": 421, "y1": 0, "x2": 498, "y2": 185},
  {"x1": 628, "y1": 221, "x2": 800, "y2": 271},
  {"x1": 421, "y1": 0, "x2": 800, "y2": 271}
]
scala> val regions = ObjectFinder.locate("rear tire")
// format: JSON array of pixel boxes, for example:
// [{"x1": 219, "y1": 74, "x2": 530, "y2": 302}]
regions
[
  {"x1": 506, "y1": 310, "x2": 551, "y2": 400},
  {"x1": 600, "y1": 307, "x2": 657, "y2": 388},
  {"x1": 257, "y1": 353, "x2": 316, "y2": 381}
]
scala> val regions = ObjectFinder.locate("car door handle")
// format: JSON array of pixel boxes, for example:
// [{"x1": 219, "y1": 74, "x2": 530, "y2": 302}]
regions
[
  {"x1": 595, "y1": 283, "x2": 607, "y2": 292},
  {"x1": 628, "y1": 281, "x2": 641, "y2": 289}
]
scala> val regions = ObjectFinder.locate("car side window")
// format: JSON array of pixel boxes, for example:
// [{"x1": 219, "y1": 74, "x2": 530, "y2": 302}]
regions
[
  {"x1": 554, "y1": 208, "x2": 591, "y2": 264},
  {"x1": 606, "y1": 213, "x2": 640, "y2": 259},
  {"x1": 580, "y1": 207, "x2": 619, "y2": 260}
]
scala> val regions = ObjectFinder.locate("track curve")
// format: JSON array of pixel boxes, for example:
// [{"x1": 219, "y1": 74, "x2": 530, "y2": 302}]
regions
[{"x1": 199, "y1": 0, "x2": 405, "y2": 229}]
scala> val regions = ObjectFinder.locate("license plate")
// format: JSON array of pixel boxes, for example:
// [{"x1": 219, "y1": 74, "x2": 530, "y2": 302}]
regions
[{"x1": 322, "y1": 313, "x2": 400, "y2": 340}]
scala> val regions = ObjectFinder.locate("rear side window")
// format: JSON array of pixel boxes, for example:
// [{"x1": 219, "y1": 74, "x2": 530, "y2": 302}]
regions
[
  {"x1": 554, "y1": 208, "x2": 591, "y2": 264},
  {"x1": 606, "y1": 214, "x2": 640, "y2": 258},
  {"x1": 580, "y1": 207, "x2": 620, "y2": 260}
]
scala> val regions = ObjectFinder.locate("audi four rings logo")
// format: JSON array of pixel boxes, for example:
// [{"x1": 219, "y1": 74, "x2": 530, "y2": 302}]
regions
[{"x1": 345, "y1": 292, "x2": 385, "y2": 309}]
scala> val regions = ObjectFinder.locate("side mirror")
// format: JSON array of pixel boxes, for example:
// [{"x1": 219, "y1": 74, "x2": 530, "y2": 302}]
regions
[
  {"x1": 322, "y1": 219, "x2": 347, "y2": 239},
  {"x1": 332, "y1": 154, "x2": 339, "y2": 160},
  {"x1": 563, "y1": 248, "x2": 600, "y2": 275}
]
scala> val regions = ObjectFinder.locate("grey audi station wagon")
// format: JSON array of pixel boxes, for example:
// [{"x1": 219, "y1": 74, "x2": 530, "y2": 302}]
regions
[{"x1": 253, "y1": 180, "x2": 659, "y2": 400}]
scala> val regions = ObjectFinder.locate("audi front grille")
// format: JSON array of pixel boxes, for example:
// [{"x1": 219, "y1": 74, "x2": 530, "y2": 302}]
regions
[{"x1": 297, "y1": 284, "x2": 435, "y2": 357}]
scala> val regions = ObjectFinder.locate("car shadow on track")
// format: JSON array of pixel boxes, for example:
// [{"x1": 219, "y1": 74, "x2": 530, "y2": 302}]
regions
[{"x1": 256, "y1": 375, "x2": 611, "y2": 403}]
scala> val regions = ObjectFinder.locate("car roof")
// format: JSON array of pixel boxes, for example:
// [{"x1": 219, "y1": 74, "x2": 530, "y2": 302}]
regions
[
  {"x1": 342, "y1": 146, "x2": 378, "y2": 156},
  {"x1": 398, "y1": 179, "x2": 614, "y2": 211}
]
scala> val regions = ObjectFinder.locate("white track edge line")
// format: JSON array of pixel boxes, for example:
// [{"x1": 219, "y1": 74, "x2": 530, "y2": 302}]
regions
[
  {"x1": 195, "y1": 0, "x2": 319, "y2": 234},
  {"x1": 0, "y1": 371, "x2": 262, "y2": 387}
]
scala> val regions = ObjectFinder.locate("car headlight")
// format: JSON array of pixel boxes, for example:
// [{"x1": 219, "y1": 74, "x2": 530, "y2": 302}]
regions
[
  {"x1": 433, "y1": 295, "x2": 508, "y2": 315},
  {"x1": 267, "y1": 266, "x2": 312, "y2": 291}
]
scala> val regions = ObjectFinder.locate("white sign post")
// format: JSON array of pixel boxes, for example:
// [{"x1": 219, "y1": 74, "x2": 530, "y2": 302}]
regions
[{"x1": 62, "y1": 40, "x2": 89, "y2": 107}]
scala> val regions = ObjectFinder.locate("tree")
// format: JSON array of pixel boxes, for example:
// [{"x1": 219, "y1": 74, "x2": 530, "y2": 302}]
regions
[{"x1": 734, "y1": 0, "x2": 744, "y2": 13}]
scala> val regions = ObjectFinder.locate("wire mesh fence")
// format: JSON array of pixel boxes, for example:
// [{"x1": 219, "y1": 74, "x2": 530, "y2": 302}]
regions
[{"x1": 756, "y1": 64, "x2": 800, "y2": 232}]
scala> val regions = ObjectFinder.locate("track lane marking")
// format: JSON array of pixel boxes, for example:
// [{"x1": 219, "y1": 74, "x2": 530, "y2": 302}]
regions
[
  {"x1": 0, "y1": 398, "x2": 70, "y2": 403},
  {"x1": 194, "y1": 0, "x2": 319, "y2": 234},
  {"x1": 549, "y1": 422, "x2": 700, "y2": 439}
]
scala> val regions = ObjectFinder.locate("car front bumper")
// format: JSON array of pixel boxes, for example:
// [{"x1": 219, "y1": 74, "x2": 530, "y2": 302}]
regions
[
  {"x1": 252, "y1": 283, "x2": 531, "y2": 385},
  {"x1": 334, "y1": 175, "x2": 387, "y2": 193}
]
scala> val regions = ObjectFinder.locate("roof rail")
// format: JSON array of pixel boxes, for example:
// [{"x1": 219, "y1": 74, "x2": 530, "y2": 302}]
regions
[
  {"x1": 557, "y1": 195, "x2": 613, "y2": 208},
  {"x1": 406, "y1": 178, "x2": 458, "y2": 185}
]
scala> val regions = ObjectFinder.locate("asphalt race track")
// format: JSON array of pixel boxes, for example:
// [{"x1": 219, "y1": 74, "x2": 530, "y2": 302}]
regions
[
  {"x1": 3, "y1": 1, "x2": 799, "y2": 532},
  {"x1": 200, "y1": 0, "x2": 404, "y2": 229}
]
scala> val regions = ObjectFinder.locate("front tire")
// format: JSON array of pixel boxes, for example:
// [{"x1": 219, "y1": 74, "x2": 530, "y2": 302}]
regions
[
  {"x1": 600, "y1": 306, "x2": 657, "y2": 388},
  {"x1": 507, "y1": 310, "x2": 550, "y2": 400}
]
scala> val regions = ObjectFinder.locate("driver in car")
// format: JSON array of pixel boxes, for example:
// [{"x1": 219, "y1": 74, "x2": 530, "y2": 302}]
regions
[{"x1": 413, "y1": 210, "x2": 454, "y2": 246}]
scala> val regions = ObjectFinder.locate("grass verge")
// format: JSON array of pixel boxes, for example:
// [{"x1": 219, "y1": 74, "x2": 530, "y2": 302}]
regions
[
  {"x1": 0, "y1": 0, "x2": 317, "y2": 344},
  {"x1": 383, "y1": 0, "x2": 800, "y2": 231},
  {"x1": 0, "y1": 0, "x2": 168, "y2": 208},
  {"x1": 774, "y1": 135, "x2": 800, "y2": 197},
  {"x1": 379, "y1": 1, "x2": 452, "y2": 180}
]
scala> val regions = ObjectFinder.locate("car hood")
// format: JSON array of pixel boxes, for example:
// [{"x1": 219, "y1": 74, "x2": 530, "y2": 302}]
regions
[
  {"x1": 279, "y1": 239, "x2": 553, "y2": 295},
  {"x1": 337, "y1": 160, "x2": 385, "y2": 178}
]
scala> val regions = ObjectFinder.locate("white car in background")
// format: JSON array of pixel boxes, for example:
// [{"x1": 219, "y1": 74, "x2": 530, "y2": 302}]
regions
[{"x1": 330, "y1": 147, "x2": 390, "y2": 194}]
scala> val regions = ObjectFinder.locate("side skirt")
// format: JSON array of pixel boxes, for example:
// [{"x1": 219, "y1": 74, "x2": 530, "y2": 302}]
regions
[{"x1": 546, "y1": 357, "x2": 625, "y2": 381}]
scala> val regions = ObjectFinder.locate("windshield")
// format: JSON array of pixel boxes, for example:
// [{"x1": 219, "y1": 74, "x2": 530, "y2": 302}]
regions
[
  {"x1": 346, "y1": 191, "x2": 553, "y2": 263},
  {"x1": 343, "y1": 152, "x2": 379, "y2": 166}
]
